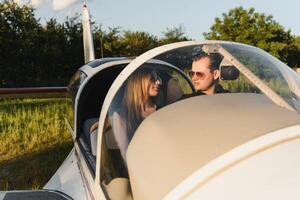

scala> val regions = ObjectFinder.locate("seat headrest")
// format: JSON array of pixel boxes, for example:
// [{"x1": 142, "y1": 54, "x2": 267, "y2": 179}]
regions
[
  {"x1": 220, "y1": 66, "x2": 240, "y2": 80},
  {"x1": 166, "y1": 78, "x2": 184, "y2": 104}
]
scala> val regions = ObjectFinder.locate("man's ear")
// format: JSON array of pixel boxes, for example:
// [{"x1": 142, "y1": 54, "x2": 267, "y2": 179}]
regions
[{"x1": 213, "y1": 69, "x2": 220, "y2": 80}]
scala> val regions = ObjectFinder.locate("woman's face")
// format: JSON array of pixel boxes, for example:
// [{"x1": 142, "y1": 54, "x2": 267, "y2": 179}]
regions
[{"x1": 148, "y1": 72, "x2": 161, "y2": 97}]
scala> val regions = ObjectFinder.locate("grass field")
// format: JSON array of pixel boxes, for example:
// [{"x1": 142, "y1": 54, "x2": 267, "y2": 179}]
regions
[{"x1": 0, "y1": 98, "x2": 73, "y2": 190}]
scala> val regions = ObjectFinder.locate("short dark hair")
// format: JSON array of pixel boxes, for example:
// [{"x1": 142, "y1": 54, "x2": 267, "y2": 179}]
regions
[{"x1": 192, "y1": 47, "x2": 223, "y2": 71}]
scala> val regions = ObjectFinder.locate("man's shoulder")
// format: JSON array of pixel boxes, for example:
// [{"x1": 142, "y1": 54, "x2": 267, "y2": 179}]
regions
[
  {"x1": 181, "y1": 91, "x2": 206, "y2": 99},
  {"x1": 216, "y1": 84, "x2": 229, "y2": 93}
]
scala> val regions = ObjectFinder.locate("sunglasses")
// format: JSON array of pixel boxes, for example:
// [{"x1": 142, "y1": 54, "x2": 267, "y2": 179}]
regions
[
  {"x1": 150, "y1": 72, "x2": 162, "y2": 84},
  {"x1": 188, "y1": 70, "x2": 206, "y2": 80}
]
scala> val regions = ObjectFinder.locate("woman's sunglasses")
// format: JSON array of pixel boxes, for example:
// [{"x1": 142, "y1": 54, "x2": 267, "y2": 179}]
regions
[
  {"x1": 150, "y1": 72, "x2": 162, "y2": 84},
  {"x1": 188, "y1": 70, "x2": 206, "y2": 80}
]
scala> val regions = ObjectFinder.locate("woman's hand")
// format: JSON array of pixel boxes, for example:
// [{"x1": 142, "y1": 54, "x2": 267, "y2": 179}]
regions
[
  {"x1": 141, "y1": 103, "x2": 157, "y2": 118},
  {"x1": 90, "y1": 122, "x2": 99, "y2": 133}
]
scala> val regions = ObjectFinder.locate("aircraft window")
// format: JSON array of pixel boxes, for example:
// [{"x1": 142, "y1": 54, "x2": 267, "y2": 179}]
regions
[
  {"x1": 68, "y1": 70, "x2": 87, "y2": 105},
  {"x1": 221, "y1": 44, "x2": 295, "y2": 101},
  {"x1": 65, "y1": 70, "x2": 87, "y2": 130},
  {"x1": 76, "y1": 64, "x2": 127, "y2": 177},
  {"x1": 152, "y1": 45, "x2": 265, "y2": 96},
  {"x1": 219, "y1": 66, "x2": 261, "y2": 93},
  {"x1": 100, "y1": 63, "x2": 193, "y2": 196}
]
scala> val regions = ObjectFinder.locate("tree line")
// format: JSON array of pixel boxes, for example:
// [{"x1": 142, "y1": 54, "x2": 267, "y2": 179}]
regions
[{"x1": 1, "y1": 0, "x2": 300, "y2": 87}]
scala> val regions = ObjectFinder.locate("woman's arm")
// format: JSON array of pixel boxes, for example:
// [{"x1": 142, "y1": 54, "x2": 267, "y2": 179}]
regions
[
  {"x1": 112, "y1": 112, "x2": 129, "y2": 163},
  {"x1": 90, "y1": 122, "x2": 99, "y2": 133}
]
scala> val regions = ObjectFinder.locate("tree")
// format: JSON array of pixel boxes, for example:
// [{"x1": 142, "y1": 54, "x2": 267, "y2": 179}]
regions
[
  {"x1": 38, "y1": 18, "x2": 71, "y2": 85},
  {"x1": 159, "y1": 25, "x2": 189, "y2": 45},
  {"x1": 120, "y1": 30, "x2": 158, "y2": 56},
  {"x1": 101, "y1": 27, "x2": 124, "y2": 57},
  {"x1": 94, "y1": 26, "x2": 125, "y2": 58},
  {"x1": 0, "y1": 0, "x2": 42, "y2": 87},
  {"x1": 286, "y1": 36, "x2": 300, "y2": 68},
  {"x1": 62, "y1": 15, "x2": 84, "y2": 80},
  {"x1": 36, "y1": 15, "x2": 84, "y2": 86},
  {"x1": 0, "y1": 1, "x2": 84, "y2": 87},
  {"x1": 93, "y1": 25, "x2": 105, "y2": 58},
  {"x1": 204, "y1": 7, "x2": 299, "y2": 67}
]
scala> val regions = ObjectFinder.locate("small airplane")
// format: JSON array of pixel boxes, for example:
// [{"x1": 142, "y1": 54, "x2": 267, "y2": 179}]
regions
[{"x1": 1, "y1": 4, "x2": 300, "y2": 200}]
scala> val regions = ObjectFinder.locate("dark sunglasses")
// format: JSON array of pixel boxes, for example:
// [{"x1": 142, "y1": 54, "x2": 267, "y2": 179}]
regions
[
  {"x1": 188, "y1": 70, "x2": 206, "y2": 80},
  {"x1": 150, "y1": 72, "x2": 162, "y2": 84}
]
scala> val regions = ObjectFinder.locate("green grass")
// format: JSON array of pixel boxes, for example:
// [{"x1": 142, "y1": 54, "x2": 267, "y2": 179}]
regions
[{"x1": 0, "y1": 98, "x2": 73, "y2": 190}]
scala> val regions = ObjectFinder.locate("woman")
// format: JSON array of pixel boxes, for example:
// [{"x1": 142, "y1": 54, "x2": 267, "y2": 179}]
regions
[
  {"x1": 90, "y1": 68, "x2": 161, "y2": 163},
  {"x1": 112, "y1": 68, "x2": 161, "y2": 162}
]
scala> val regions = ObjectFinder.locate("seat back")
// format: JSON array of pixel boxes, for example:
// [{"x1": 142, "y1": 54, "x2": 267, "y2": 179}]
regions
[
  {"x1": 102, "y1": 178, "x2": 133, "y2": 200},
  {"x1": 166, "y1": 78, "x2": 184, "y2": 104},
  {"x1": 220, "y1": 65, "x2": 240, "y2": 80}
]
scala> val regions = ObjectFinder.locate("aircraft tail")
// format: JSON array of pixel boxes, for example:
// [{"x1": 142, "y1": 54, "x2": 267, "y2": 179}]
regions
[{"x1": 82, "y1": 5, "x2": 95, "y2": 64}]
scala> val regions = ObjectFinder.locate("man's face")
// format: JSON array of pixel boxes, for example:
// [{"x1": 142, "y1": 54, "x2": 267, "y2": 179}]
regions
[{"x1": 190, "y1": 57, "x2": 220, "y2": 94}]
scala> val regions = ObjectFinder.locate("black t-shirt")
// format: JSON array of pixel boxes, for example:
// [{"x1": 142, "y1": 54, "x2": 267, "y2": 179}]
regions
[
  {"x1": 181, "y1": 84, "x2": 229, "y2": 99},
  {"x1": 215, "y1": 84, "x2": 229, "y2": 93}
]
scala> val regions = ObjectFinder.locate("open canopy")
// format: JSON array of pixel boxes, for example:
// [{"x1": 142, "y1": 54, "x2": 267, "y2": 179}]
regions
[
  {"x1": 100, "y1": 41, "x2": 300, "y2": 125},
  {"x1": 95, "y1": 41, "x2": 300, "y2": 199}
]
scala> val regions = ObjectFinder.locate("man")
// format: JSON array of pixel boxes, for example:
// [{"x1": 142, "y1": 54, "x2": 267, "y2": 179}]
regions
[{"x1": 189, "y1": 48, "x2": 227, "y2": 95}]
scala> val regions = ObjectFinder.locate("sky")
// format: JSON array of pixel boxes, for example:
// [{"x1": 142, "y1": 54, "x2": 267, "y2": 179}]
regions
[{"x1": 6, "y1": 0, "x2": 300, "y2": 40}]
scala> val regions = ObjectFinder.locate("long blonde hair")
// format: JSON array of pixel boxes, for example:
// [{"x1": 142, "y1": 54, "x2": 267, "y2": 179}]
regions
[{"x1": 122, "y1": 68, "x2": 155, "y2": 138}]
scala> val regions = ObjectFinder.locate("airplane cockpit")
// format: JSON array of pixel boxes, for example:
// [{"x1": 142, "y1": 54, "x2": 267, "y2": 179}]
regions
[
  {"x1": 100, "y1": 61, "x2": 195, "y2": 181},
  {"x1": 63, "y1": 41, "x2": 300, "y2": 200},
  {"x1": 66, "y1": 58, "x2": 134, "y2": 174},
  {"x1": 65, "y1": 55, "x2": 196, "y2": 184}
]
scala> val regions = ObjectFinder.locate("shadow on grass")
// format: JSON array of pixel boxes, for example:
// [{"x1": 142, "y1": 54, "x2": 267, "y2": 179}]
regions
[{"x1": 0, "y1": 141, "x2": 73, "y2": 190}]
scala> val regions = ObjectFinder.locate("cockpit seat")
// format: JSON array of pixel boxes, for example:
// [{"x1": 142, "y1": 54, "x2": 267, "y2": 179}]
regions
[
  {"x1": 83, "y1": 118, "x2": 98, "y2": 148},
  {"x1": 220, "y1": 65, "x2": 240, "y2": 80},
  {"x1": 83, "y1": 118, "x2": 119, "y2": 156},
  {"x1": 102, "y1": 178, "x2": 132, "y2": 200},
  {"x1": 166, "y1": 78, "x2": 184, "y2": 104}
]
